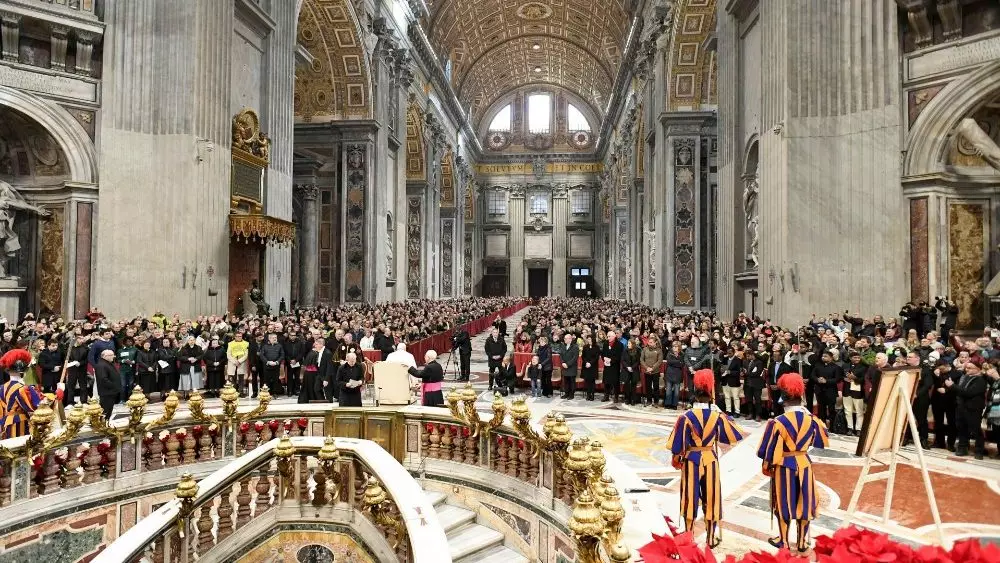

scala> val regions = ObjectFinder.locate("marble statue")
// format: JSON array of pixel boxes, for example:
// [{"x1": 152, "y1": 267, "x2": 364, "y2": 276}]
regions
[
  {"x1": 956, "y1": 118, "x2": 1000, "y2": 171},
  {"x1": 743, "y1": 175, "x2": 759, "y2": 269},
  {"x1": 0, "y1": 181, "x2": 50, "y2": 278}
]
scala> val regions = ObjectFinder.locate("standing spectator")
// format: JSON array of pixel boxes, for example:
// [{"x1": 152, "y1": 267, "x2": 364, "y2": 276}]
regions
[
  {"x1": 226, "y1": 332, "x2": 249, "y2": 392},
  {"x1": 63, "y1": 334, "x2": 90, "y2": 406},
  {"x1": 622, "y1": 338, "x2": 641, "y2": 405},
  {"x1": 954, "y1": 358, "x2": 988, "y2": 459},
  {"x1": 87, "y1": 328, "x2": 116, "y2": 373},
  {"x1": 560, "y1": 333, "x2": 579, "y2": 400},
  {"x1": 537, "y1": 336, "x2": 554, "y2": 398},
  {"x1": 683, "y1": 336, "x2": 710, "y2": 405},
  {"x1": 913, "y1": 352, "x2": 938, "y2": 448},
  {"x1": 931, "y1": 359, "x2": 958, "y2": 450},
  {"x1": 723, "y1": 347, "x2": 744, "y2": 417},
  {"x1": 843, "y1": 351, "x2": 868, "y2": 436},
  {"x1": 203, "y1": 337, "x2": 226, "y2": 397},
  {"x1": 135, "y1": 339, "x2": 158, "y2": 399},
  {"x1": 95, "y1": 349, "x2": 122, "y2": 420},
  {"x1": 641, "y1": 335, "x2": 664, "y2": 407},
  {"x1": 811, "y1": 350, "x2": 843, "y2": 430},
  {"x1": 484, "y1": 328, "x2": 506, "y2": 391},
  {"x1": 259, "y1": 332, "x2": 284, "y2": 394},
  {"x1": 178, "y1": 336, "x2": 204, "y2": 399},
  {"x1": 38, "y1": 338, "x2": 64, "y2": 395},
  {"x1": 664, "y1": 341, "x2": 685, "y2": 409},
  {"x1": 601, "y1": 331, "x2": 623, "y2": 402},
  {"x1": 744, "y1": 350, "x2": 767, "y2": 421},
  {"x1": 336, "y1": 352, "x2": 365, "y2": 407},
  {"x1": 580, "y1": 335, "x2": 599, "y2": 401},
  {"x1": 157, "y1": 338, "x2": 179, "y2": 395},
  {"x1": 117, "y1": 337, "x2": 137, "y2": 401},
  {"x1": 282, "y1": 331, "x2": 306, "y2": 397}
]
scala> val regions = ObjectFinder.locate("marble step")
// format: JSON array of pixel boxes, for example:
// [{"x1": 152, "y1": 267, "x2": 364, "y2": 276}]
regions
[
  {"x1": 436, "y1": 503, "x2": 478, "y2": 533},
  {"x1": 447, "y1": 523, "x2": 505, "y2": 561},
  {"x1": 424, "y1": 490, "x2": 447, "y2": 508},
  {"x1": 455, "y1": 544, "x2": 530, "y2": 563}
]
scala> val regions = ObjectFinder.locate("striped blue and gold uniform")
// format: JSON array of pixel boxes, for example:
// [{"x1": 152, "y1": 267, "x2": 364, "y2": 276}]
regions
[
  {"x1": 666, "y1": 405, "x2": 747, "y2": 522},
  {"x1": 0, "y1": 380, "x2": 42, "y2": 439},
  {"x1": 756, "y1": 406, "x2": 829, "y2": 522}
]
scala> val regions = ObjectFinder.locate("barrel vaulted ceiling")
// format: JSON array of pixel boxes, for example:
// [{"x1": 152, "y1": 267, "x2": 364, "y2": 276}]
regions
[{"x1": 423, "y1": 0, "x2": 632, "y2": 126}]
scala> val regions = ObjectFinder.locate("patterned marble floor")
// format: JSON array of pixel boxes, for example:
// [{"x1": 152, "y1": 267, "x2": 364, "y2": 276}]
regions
[{"x1": 101, "y1": 307, "x2": 1000, "y2": 556}]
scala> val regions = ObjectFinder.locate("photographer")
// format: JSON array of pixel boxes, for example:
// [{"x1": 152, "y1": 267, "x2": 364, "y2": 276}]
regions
[
  {"x1": 452, "y1": 327, "x2": 472, "y2": 381},
  {"x1": 936, "y1": 296, "x2": 958, "y2": 343}
]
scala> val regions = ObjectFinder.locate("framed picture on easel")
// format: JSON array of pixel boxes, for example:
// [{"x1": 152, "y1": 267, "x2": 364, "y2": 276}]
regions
[{"x1": 855, "y1": 367, "x2": 919, "y2": 457}]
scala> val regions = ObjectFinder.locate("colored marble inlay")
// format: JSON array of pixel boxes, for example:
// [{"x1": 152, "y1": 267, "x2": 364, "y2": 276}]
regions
[
  {"x1": 948, "y1": 203, "x2": 986, "y2": 329},
  {"x1": 235, "y1": 529, "x2": 375, "y2": 563},
  {"x1": 74, "y1": 202, "x2": 93, "y2": 317},
  {"x1": 673, "y1": 138, "x2": 697, "y2": 306},
  {"x1": 344, "y1": 144, "x2": 366, "y2": 302},
  {"x1": 483, "y1": 502, "x2": 532, "y2": 543},
  {"x1": 407, "y1": 195, "x2": 422, "y2": 299},
  {"x1": 442, "y1": 219, "x2": 454, "y2": 297},
  {"x1": 39, "y1": 206, "x2": 64, "y2": 316},
  {"x1": 2, "y1": 527, "x2": 103, "y2": 562},
  {"x1": 907, "y1": 85, "x2": 946, "y2": 127},
  {"x1": 910, "y1": 198, "x2": 929, "y2": 303}
]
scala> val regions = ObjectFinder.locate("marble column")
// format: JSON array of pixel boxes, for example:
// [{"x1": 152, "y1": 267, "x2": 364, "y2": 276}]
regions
[
  {"x1": 509, "y1": 188, "x2": 526, "y2": 296},
  {"x1": 552, "y1": 187, "x2": 569, "y2": 296},
  {"x1": 296, "y1": 184, "x2": 319, "y2": 308}
]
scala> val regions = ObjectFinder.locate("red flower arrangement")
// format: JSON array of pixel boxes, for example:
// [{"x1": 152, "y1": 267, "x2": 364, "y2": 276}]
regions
[
  {"x1": 192, "y1": 425, "x2": 203, "y2": 439},
  {"x1": 239, "y1": 422, "x2": 249, "y2": 433},
  {"x1": 208, "y1": 424, "x2": 219, "y2": 437},
  {"x1": 462, "y1": 427, "x2": 470, "y2": 437},
  {"x1": 267, "y1": 419, "x2": 280, "y2": 432},
  {"x1": 297, "y1": 417, "x2": 308, "y2": 429},
  {"x1": 426, "y1": 423, "x2": 435, "y2": 433},
  {"x1": 253, "y1": 421, "x2": 264, "y2": 433}
]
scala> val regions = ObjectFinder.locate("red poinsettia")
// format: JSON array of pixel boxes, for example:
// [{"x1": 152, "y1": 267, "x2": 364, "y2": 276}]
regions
[
  {"x1": 425, "y1": 423, "x2": 435, "y2": 433},
  {"x1": 814, "y1": 526, "x2": 915, "y2": 563},
  {"x1": 239, "y1": 422, "x2": 249, "y2": 433},
  {"x1": 724, "y1": 550, "x2": 809, "y2": 563},
  {"x1": 639, "y1": 531, "x2": 714, "y2": 563},
  {"x1": 947, "y1": 539, "x2": 1000, "y2": 563},
  {"x1": 267, "y1": 419, "x2": 280, "y2": 432},
  {"x1": 297, "y1": 417, "x2": 308, "y2": 429},
  {"x1": 253, "y1": 421, "x2": 264, "y2": 432},
  {"x1": 461, "y1": 427, "x2": 470, "y2": 437}
]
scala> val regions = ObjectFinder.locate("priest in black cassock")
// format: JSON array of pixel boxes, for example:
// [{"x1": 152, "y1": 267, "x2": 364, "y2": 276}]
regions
[
  {"x1": 336, "y1": 352, "x2": 365, "y2": 407},
  {"x1": 408, "y1": 350, "x2": 445, "y2": 407}
]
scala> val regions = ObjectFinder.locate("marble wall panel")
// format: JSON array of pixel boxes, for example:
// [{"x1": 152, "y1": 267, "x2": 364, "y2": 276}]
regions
[
  {"x1": 2, "y1": 505, "x2": 115, "y2": 563},
  {"x1": 673, "y1": 139, "x2": 696, "y2": 306},
  {"x1": 406, "y1": 195, "x2": 422, "y2": 299},
  {"x1": 73, "y1": 202, "x2": 92, "y2": 317},
  {"x1": 344, "y1": 145, "x2": 367, "y2": 302},
  {"x1": 38, "y1": 205, "x2": 64, "y2": 316},
  {"x1": 949, "y1": 202, "x2": 986, "y2": 329},
  {"x1": 910, "y1": 198, "x2": 929, "y2": 303},
  {"x1": 236, "y1": 530, "x2": 375, "y2": 563},
  {"x1": 442, "y1": 219, "x2": 454, "y2": 297}
]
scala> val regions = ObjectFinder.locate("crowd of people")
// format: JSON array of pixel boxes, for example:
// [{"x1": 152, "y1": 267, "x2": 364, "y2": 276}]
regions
[
  {"x1": 0, "y1": 297, "x2": 522, "y2": 437},
  {"x1": 499, "y1": 297, "x2": 1000, "y2": 460}
]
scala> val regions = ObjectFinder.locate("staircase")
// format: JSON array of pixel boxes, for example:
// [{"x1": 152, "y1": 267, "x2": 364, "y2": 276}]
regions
[{"x1": 423, "y1": 490, "x2": 529, "y2": 563}]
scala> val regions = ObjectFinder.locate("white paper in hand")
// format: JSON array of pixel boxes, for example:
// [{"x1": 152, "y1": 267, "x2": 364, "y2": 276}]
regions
[{"x1": 158, "y1": 360, "x2": 169, "y2": 369}]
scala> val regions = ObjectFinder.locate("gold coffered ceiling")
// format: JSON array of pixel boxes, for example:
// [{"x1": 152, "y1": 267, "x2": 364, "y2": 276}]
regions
[{"x1": 425, "y1": 0, "x2": 630, "y2": 125}]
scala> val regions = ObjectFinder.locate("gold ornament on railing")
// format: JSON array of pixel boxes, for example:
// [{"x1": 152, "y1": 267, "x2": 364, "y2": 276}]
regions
[
  {"x1": 318, "y1": 437, "x2": 341, "y2": 500},
  {"x1": 26, "y1": 399, "x2": 57, "y2": 455},
  {"x1": 188, "y1": 383, "x2": 271, "y2": 429},
  {"x1": 508, "y1": 398, "x2": 572, "y2": 460},
  {"x1": 274, "y1": 432, "x2": 295, "y2": 499},
  {"x1": 362, "y1": 476, "x2": 406, "y2": 549},
  {"x1": 174, "y1": 472, "x2": 199, "y2": 538},
  {"x1": 445, "y1": 384, "x2": 507, "y2": 437}
]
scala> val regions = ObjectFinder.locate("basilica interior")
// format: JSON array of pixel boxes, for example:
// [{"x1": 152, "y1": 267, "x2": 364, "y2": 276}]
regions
[{"x1": 0, "y1": 0, "x2": 999, "y2": 562}]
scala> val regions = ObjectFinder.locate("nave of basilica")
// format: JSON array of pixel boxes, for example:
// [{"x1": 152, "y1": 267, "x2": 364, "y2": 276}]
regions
[{"x1": 0, "y1": 0, "x2": 999, "y2": 562}]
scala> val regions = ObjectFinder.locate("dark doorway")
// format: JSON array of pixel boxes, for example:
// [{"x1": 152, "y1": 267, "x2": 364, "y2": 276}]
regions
[
  {"x1": 482, "y1": 275, "x2": 508, "y2": 297},
  {"x1": 528, "y1": 268, "x2": 548, "y2": 298}
]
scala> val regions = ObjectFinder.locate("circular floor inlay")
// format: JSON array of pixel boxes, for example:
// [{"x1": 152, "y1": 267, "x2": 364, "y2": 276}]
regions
[{"x1": 297, "y1": 544, "x2": 335, "y2": 563}]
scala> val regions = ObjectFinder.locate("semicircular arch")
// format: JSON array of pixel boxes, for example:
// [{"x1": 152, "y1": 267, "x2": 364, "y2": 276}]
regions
[
  {"x1": 904, "y1": 60, "x2": 1000, "y2": 177},
  {"x1": 294, "y1": 0, "x2": 373, "y2": 122},
  {"x1": 0, "y1": 86, "x2": 97, "y2": 184}
]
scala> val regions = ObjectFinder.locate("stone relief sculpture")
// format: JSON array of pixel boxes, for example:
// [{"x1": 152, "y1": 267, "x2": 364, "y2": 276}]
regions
[
  {"x1": 645, "y1": 229, "x2": 656, "y2": 284},
  {"x1": 956, "y1": 118, "x2": 1000, "y2": 171},
  {"x1": 0, "y1": 181, "x2": 50, "y2": 278},
  {"x1": 742, "y1": 174, "x2": 759, "y2": 270}
]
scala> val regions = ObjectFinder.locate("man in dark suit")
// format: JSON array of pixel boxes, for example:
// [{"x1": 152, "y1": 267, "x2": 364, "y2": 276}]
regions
[
  {"x1": 560, "y1": 333, "x2": 579, "y2": 400},
  {"x1": 484, "y1": 328, "x2": 507, "y2": 391},
  {"x1": 95, "y1": 349, "x2": 122, "y2": 420},
  {"x1": 317, "y1": 337, "x2": 337, "y2": 402},
  {"x1": 408, "y1": 350, "x2": 446, "y2": 407},
  {"x1": 601, "y1": 331, "x2": 624, "y2": 402}
]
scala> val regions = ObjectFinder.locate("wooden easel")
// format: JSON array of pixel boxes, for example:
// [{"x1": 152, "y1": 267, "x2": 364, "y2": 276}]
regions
[{"x1": 844, "y1": 377, "x2": 946, "y2": 545}]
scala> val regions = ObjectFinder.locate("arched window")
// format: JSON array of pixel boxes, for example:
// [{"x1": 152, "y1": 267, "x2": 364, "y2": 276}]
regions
[
  {"x1": 489, "y1": 105, "x2": 511, "y2": 132},
  {"x1": 567, "y1": 104, "x2": 590, "y2": 131},
  {"x1": 527, "y1": 94, "x2": 551, "y2": 134}
]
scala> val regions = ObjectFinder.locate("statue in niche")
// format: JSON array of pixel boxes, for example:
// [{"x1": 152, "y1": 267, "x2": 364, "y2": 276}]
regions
[
  {"x1": 0, "y1": 181, "x2": 50, "y2": 278},
  {"x1": 742, "y1": 174, "x2": 759, "y2": 270}
]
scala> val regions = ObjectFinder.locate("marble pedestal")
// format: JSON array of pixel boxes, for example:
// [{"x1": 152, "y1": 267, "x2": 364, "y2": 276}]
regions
[{"x1": 0, "y1": 278, "x2": 25, "y2": 322}]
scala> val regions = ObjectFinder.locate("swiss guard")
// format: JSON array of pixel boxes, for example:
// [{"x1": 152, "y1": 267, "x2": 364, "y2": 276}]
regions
[
  {"x1": 0, "y1": 349, "x2": 43, "y2": 439},
  {"x1": 665, "y1": 368, "x2": 747, "y2": 547},
  {"x1": 756, "y1": 372, "x2": 830, "y2": 552}
]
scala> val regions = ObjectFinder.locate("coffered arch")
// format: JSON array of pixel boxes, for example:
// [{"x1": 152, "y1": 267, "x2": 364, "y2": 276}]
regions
[
  {"x1": 667, "y1": 0, "x2": 717, "y2": 110},
  {"x1": 460, "y1": 36, "x2": 613, "y2": 123},
  {"x1": 294, "y1": 0, "x2": 373, "y2": 121},
  {"x1": 424, "y1": 0, "x2": 630, "y2": 128},
  {"x1": 406, "y1": 103, "x2": 426, "y2": 181}
]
